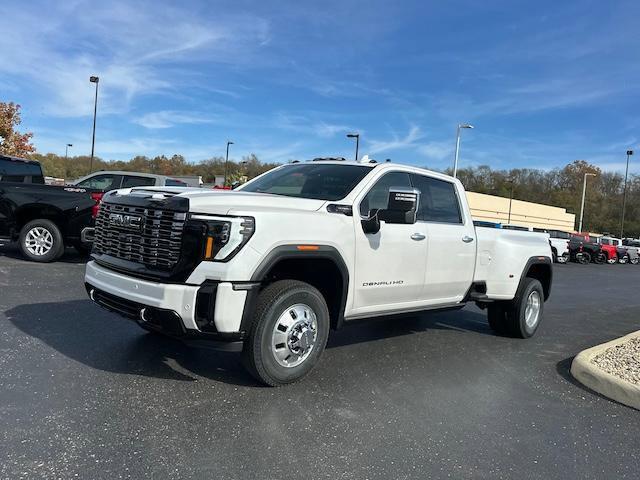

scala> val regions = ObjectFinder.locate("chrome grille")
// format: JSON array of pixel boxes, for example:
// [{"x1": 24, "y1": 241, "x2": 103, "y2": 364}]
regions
[{"x1": 93, "y1": 203, "x2": 187, "y2": 269}]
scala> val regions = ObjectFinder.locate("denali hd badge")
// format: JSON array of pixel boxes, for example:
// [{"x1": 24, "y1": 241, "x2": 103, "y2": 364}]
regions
[{"x1": 108, "y1": 213, "x2": 142, "y2": 230}]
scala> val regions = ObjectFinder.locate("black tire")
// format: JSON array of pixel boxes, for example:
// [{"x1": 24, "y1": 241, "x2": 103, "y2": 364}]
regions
[
  {"x1": 631, "y1": 257, "x2": 639, "y2": 265},
  {"x1": 18, "y1": 219, "x2": 64, "y2": 263},
  {"x1": 557, "y1": 252, "x2": 569, "y2": 264},
  {"x1": 619, "y1": 255, "x2": 629, "y2": 265},
  {"x1": 242, "y1": 280, "x2": 330, "y2": 386},
  {"x1": 577, "y1": 252, "x2": 591, "y2": 265},
  {"x1": 487, "y1": 278, "x2": 544, "y2": 339},
  {"x1": 593, "y1": 252, "x2": 606, "y2": 265}
]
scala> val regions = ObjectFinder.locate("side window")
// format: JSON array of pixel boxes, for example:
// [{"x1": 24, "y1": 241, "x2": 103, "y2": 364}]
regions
[
  {"x1": 121, "y1": 176, "x2": 155, "y2": 188},
  {"x1": 410, "y1": 174, "x2": 462, "y2": 224},
  {"x1": 0, "y1": 159, "x2": 44, "y2": 183},
  {"x1": 359, "y1": 172, "x2": 412, "y2": 217},
  {"x1": 77, "y1": 174, "x2": 121, "y2": 191},
  {"x1": 166, "y1": 179, "x2": 187, "y2": 186}
]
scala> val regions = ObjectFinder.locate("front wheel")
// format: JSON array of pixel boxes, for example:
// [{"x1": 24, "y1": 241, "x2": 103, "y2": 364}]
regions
[
  {"x1": 606, "y1": 255, "x2": 617, "y2": 264},
  {"x1": 631, "y1": 257, "x2": 639, "y2": 265},
  {"x1": 486, "y1": 278, "x2": 544, "y2": 339},
  {"x1": 242, "y1": 280, "x2": 330, "y2": 386},
  {"x1": 619, "y1": 255, "x2": 629, "y2": 265},
  {"x1": 557, "y1": 252, "x2": 569, "y2": 264},
  {"x1": 19, "y1": 219, "x2": 64, "y2": 262}
]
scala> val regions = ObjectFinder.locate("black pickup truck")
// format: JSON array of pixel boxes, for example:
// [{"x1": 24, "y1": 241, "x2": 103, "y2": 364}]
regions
[{"x1": 0, "y1": 155, "x2": 100, "y2": 262}]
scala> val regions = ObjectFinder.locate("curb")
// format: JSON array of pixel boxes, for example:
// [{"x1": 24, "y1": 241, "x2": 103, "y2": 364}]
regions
[{"x1": 571, "y1": 331, "x2": 640, "y2": 411}]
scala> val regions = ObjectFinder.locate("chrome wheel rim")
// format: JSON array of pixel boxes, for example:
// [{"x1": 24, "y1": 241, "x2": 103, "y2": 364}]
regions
[
  {"x1": 24, "y1": 227, "x2": 54, "y2": 256},
  {"x1": 271, "y1": 303, "x2": 318, "y2": 368},
  {"x1": 524, "y1": 290, "x2": 541, "y2": 329}
]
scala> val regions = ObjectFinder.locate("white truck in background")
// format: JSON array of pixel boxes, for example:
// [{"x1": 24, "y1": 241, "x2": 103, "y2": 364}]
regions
[{"x1": 85, "y1": 159, "x2": 553, "y2": 385}]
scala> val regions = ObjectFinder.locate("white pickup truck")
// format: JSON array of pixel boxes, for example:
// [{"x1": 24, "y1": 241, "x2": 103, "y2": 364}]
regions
[{"x1": 85, "y1": 159, "x2": 553, "y2": 385}]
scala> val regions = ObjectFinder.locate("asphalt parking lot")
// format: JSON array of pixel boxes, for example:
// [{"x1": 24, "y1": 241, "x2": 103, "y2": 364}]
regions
[{"x1": 1, "y1": 246, "x2": 639, "y2": 479}]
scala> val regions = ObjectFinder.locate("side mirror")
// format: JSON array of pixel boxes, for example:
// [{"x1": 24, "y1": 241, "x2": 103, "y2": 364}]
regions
[
  {"x1": 378, "y1": 188, "x2": 419, "y2": 225},
  {"x1": 361, "y1": 209, "x2": 381, "y2": 234}
]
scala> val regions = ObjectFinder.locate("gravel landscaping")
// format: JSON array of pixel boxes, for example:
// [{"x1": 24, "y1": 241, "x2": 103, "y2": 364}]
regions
[{"x1": 592, "y1": 337, "x2": 640, "y2": 385}]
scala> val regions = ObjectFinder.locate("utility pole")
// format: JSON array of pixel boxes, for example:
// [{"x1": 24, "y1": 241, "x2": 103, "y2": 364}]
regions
[
  {"x1": 579, "y1": 172, "x2": 597, "y2": 233},
  {"x1": 347, "y1": 133, "x2": 360, "y2": 161},
  {"x1": 620, "y1": 150, "x2": 633, "y2": 239},
  {"x1": 224, "y1": 141, "x2": 234, "y2": 187},
  {"x1": 453, "y1": 124, "x2": 474, "y2": 178},
  {"x1": 89, "y1": 76, "x2": 100, "y2": 173}
]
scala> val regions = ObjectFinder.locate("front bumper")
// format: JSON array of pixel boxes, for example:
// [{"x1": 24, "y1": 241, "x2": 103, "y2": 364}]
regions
[{"x1": 85, "y1": 261, "x2": 250, "y2": 348}]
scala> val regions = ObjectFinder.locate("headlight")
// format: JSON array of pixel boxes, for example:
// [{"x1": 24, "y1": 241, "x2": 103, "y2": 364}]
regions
[{"x1": 191, "y1": 215, "x2": 255, "y2": 262}]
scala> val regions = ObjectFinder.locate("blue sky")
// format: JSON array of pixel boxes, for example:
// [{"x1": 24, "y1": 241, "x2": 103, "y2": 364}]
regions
[{"x1": 2, "y1": 0, "x2": 640, "y2": 172}]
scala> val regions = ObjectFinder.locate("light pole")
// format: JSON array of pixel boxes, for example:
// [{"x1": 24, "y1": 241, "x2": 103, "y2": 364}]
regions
[
  {"x1": 65, "y1": 143, "x2": 73, "y2": 160},
  {"x1": 453, "y1": 123, "x2": 474, "y2": 178},
  {"x1": 89, "y1": 75, "x2": 99, "y2": 173},
  {"x1": 224, "y1": 141, "x2": 234, "y2": 186},
  {"x1": 620, "y1": 150, "x2": 634, "y2": 239},
  {"x1": 347, "y1": 133, "x2": 360, "y2": 161},
  {"x1": 507, "y1": 179, "x2": 515, "y2": 224},
  {"x1": 578, "y1": 172, "x2": 597, "y2": 233}
]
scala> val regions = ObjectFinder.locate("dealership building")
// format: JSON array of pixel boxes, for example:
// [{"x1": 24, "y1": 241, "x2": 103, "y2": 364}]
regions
[{"x1": 466, "y1": 191, "x2": 576, "y2": 232}]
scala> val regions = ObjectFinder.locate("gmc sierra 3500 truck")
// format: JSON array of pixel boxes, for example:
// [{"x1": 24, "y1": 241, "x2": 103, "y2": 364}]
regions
[{"x1": 85, "y1": 159, "x2": 553, "y2": 386}]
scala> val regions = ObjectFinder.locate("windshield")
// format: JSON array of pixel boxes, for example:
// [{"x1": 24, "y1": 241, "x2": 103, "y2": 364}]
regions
[{"x1": 240, "y1": 163, "x2": 372, "y2": 200}]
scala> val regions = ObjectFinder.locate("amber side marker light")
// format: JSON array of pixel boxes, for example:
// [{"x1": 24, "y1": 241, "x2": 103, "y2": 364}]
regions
[
  {"x1": 296, "y1": 245, "x2": 319, "y2": 251},
  {"x1": 205, "y1": 237, "x2": 215, "y2": 259}
]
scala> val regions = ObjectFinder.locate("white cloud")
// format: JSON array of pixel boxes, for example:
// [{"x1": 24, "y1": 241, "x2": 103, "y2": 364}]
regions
[
  {"x1": 368, "y1": 125, "x2": 423, "y2": 154},
  {"x1": 134, "y1": 111, "x2": 213, "y2": 129},
  {"x1": 0, "y1": 1, "x2": 270, "y2": 118}
]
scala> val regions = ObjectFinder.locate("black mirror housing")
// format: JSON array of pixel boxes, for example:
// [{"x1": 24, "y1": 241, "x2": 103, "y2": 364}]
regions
[{"x1": 379, "y1": 188, "x2": 419, "y2": 224}]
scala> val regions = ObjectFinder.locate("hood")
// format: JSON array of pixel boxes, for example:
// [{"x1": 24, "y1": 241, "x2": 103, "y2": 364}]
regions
[{"x1": 122, "y1": 187, "x2": 326, "y2": 215}]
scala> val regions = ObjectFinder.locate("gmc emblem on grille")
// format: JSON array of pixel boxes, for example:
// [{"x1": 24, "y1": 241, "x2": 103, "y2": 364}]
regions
[{"x1": 108, "y1": 213, "x2": 143, "y2": 230}]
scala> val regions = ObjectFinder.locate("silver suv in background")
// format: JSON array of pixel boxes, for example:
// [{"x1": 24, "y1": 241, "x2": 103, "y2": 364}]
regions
[{"x1": 71, "y1": 171, "x2": 188, "y2": 191}]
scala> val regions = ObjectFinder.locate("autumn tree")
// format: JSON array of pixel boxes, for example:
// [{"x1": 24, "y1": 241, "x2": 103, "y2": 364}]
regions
[{"x1": 0, "y1": 102, "x2": 36, "y2": 156}]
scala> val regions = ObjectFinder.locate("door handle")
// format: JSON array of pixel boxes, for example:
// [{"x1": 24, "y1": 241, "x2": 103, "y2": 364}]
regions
[
  {"x1": 411, "y1": 233, "x2": 426, "y2": 241},
  {"x1": 462, "y1": 236, "x2": 474, "y2": 243}
]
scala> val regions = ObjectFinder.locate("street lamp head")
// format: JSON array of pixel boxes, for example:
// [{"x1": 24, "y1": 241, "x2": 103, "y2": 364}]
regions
[
  {"x1": 67, "y1": 143, "x2": 73, "y2": 147},
  {"x1": 89, "y1": 76, "x2": 99, "y2": 83},
  {"x1": 586, "y1": 172, "x2": 597, "y2": 177},
  {"x1": 346, "y1": 133, "x2": 359, "y2": 138},
  {"x1": 459, "y1": 124, "x2": 474, "y2": 129},
  {"x1": 627, "y1": 150, "x2": 634, "y2": 156},
  {"x1": 227, "y1": 141, "x2": 234, "y2": 145}
]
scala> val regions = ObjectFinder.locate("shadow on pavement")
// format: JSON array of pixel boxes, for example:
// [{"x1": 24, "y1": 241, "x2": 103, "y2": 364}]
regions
[
  {"x1": 327, "y1": 308, "x2": 494, "y2": 349},
  {"x1": 5, "y1": 300, "x2": 259, "y2": 387},
  {"x1": 6, "y1": 299, "x2": 495, "y2": 386},
  {"x1": 0, "y1": 244, "x2": 89, "y2": 264}
]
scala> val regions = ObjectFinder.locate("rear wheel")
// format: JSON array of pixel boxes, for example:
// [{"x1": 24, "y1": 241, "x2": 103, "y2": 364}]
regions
[
  {"x1": 242, "y1": 280, "x2": 330, "y2": 386},
  {"x1": 19, "y1": 219, "x2": 64, "y2": 263},
  {"x1": 619, "y1": 255, "x2": 629, "y2": 265},
  {"x1": 594, "y1": 252, "x2": 606, "y2": 264},
  {"x1": 557, "y1": 252, "x2": 569, "y2": 264},
  {"x1": 486, "y1": 278, "x2": 544, "y2": 339},
  {"x1": 631, "y1": 257, "x2": 639, "y2": 265},
  {"x1": 606, "y1": 255, "x2": 617, "y2": 264}
]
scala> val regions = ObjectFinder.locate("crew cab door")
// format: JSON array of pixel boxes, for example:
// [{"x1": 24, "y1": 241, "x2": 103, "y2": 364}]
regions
[
  {"x1": 352, "y1": 172, "x2": 428, "y2": 315},
  {"x1": 410, "y1": 173, "x2": 476, "y2": 303}
]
